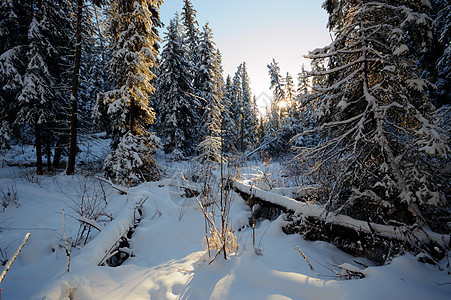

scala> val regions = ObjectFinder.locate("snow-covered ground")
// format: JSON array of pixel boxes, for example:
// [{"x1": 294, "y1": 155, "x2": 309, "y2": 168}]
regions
[{"x1": 0, "y1": 151, "x2": 450, "y2": 299}]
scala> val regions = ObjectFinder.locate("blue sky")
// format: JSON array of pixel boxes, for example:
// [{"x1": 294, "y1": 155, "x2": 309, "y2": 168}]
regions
[{"x1": 159, "y1": 0, "x2": 331, "y2": 111}]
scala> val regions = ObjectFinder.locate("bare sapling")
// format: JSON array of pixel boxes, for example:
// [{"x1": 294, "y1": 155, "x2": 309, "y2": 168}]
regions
[{"x1": 62, "y1": 208, "x2": 71, "y2": 273}]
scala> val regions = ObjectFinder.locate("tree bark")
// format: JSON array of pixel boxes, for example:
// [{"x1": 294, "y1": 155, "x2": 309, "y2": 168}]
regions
[
  {"x1": 66, "y1": 0, "x2": 83, "y2": 175},
  {"x1": 35, "y1": 124, "x2": 43, "y2": 175},
  {"x1": 46, "y1": 136, "x2": 51, "y2": 172}
]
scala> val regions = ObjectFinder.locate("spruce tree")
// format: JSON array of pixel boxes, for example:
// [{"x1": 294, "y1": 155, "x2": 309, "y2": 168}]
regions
[
  {"x1": 66, "y1": 0, "x2": 106, "y2": 174},
  {"x1": 432, "y1": 0, "x2": 450, "y2": 106},
  {"x1": 222, "y1": 75, "x2": 236, "y2": 152},
  {"x1": 0, "y1": 0, "x2": 31, "y2": 151},
  {"x1": 195, "y1": 23, "x2": 222, "y2": 141},
  {"x1": 157, "y1": 14, "x2": 197, "y2": 158},
  {"x1": 181, "y1": 0, "x2": 199, "y2": 74},
  {"x1": 99, "y1": 0, "x2": 162, "y2": 185},
  {"x1": 298, "y1": 0, "x2": 449, "y2": 233},
  {"x1": 15, "y1": 0, "x2": 73, "y2": 174},
  {"x1": 268, "y1": 59, "x2": 285, "y2": 106},
  {"x1": 239, "y1": 62, "x2": 257, "y2": 151},
  {"x1": 228, "y1": 66, "x2": 243, "y2": 151}
]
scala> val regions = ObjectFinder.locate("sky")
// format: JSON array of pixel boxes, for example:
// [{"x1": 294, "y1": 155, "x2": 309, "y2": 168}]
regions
[{"x1": 159, "y1": 0, "x2": 331, "y2": 112}]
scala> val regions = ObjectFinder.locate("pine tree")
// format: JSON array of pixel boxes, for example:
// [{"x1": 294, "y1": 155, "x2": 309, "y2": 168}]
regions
[
  {"x1": 157, "y1": 14, "x2": 197, "y2": 158},
  {"x1": 99, "y1": 0, "x2": 162, "y2": 185},
  {"x1": 298, "y1": 0, "x2": 449, "y2": 232}
]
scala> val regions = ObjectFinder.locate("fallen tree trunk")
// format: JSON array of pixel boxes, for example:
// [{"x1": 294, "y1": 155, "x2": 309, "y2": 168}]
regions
[
  {"x1": 40, "y1": 197, "x2": 147, "y2": 299},
  {"x1": 233, "y1": 180, "x2": 450, "y2": 265}
]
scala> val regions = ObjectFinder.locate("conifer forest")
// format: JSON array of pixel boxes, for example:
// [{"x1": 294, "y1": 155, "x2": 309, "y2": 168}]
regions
[{"x1": 0, "y1": 0, "x2": 450, "y2": 299}]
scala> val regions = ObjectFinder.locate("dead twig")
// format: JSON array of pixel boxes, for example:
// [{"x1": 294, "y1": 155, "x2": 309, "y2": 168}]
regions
[{"x1": 295, "y1": 246, "x2": 315, "y2": 271}]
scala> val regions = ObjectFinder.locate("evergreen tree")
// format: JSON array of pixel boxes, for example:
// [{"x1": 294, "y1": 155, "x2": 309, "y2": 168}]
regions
[
  {"x1": 67, "y1": 0, "x2": 107, "y2": 174},
  {"x1": 268, "y1": 59, "x2": 285, "y2": 106},
  {"x1": 298, "y1": 0, "x2": 449, "y2": 232},
  {"x1": 297, "y1": 64, "x2": 309, "y2": 97},
  {"x1": 16, "y1": 0, "x2": 74, "y2": 174},
  {"x1": 0, "y1": 0, "x2": 31, "y2": 151},
  {"x1": 157, "y1": 14, "x2": 197, "y2": 158},
  {"x1": 285, "y1": 72, "x2": 296, "y2": 107},
  {"x1": 222, "y1": 75, "x2": 236, "y2": 152},
  {"x1": 181, "y1": 0, "x2": 199, "y2": 73},
  {"x1": 239, "y1": 62, "x2": 257, "y2": 151},
  {"x1": 432, "y1": 0, "x2": 450, "y2": 106},
  {"x1": 195, "y1": 23, "x2": 222, "y2": 141},
  {"x1": 285, "y1": 72, "x2": 299, "y2": 122},
  {"x1": 228, "y1": 65, "x2": 243, "y2": 152},
  {"x1": 262, "y1": 59, "x2": 300, "y2": 154},
  {"x1": 98, "y1": 0, "x2": 162, "y2": 185},
  {"x1": 180, "y1": 0, "x2": 200, "y2": 100}
]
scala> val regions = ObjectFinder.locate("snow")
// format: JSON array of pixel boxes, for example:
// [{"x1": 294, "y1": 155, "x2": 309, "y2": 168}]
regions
[{"x1": 0, "y1": 159, "x2": 450, "y2": 299}]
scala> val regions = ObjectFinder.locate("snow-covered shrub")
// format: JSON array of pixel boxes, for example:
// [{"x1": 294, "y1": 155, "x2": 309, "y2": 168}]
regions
[
  {"x1": 1, "y1": 183, "x2": 19, "y2": 210},
  {"x1": 105, "y1": 133, "x2": 160, "y2": 186},
  {"x1": 63, "y1": 175, "x2": 111, "y2": 246},
  {"x1": 19, "y1": 167, "x2": 41, "y2": 185}
]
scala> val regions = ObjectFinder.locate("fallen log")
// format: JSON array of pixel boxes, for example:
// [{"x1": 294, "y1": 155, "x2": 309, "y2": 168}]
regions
[
  {"x1": 233, "y1": 180, "x2": 450, "y2": 265},
  {"x1": 40, "y1": 197, "x2": 147, "y2": 299}
]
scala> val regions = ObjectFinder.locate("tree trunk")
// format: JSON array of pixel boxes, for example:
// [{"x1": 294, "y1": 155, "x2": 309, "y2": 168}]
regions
[
  {"x1": 36, "y1": 124, "x2": 43, "y2": 175},
  {"x1": 46, "y1": 136, "x2": 51, "y2": 172},
  {"x1": 66, "y1": 0, "x2": 83, "y2": 175},
  {"x1": 53, "y1": 137, "x2": 63, "y2": 169}
]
